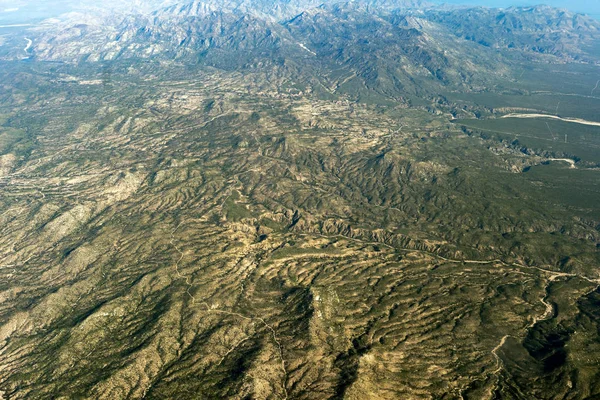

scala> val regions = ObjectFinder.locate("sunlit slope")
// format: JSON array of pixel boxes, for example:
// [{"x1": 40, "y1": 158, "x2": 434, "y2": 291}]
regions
[
  {"x1": 0, "y1": 60, "x2": 598, "y2": 398},
  {"x1": 0, "y1": 1, "x2": 599, "y2": 398}
]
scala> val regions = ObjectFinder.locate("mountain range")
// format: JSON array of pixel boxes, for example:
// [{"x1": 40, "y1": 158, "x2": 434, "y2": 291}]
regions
[
  {"x1": 2, "y1": 0, "x2": 597, "y2": 103},
  {"x1": 1, "y1": 1, "x2": 600, "y2": 399}
]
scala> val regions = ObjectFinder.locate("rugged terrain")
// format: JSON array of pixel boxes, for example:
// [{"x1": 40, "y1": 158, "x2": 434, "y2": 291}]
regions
[{"x1": 0, "y1": 1, "x2": 600, "y2": 399}]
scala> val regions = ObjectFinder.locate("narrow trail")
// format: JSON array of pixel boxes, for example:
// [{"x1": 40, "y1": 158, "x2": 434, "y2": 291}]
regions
[
  {"x1": 169, "y1": 221, "x2": 289, "y2": 399},
  {"x1": 591, "y1": 80, "x2": 600, "y2": 96},
  {"x1": 168, "y1": 199, "x2": 599, "y2": 399},
  {"x1": 0, "y1": 182, "x2": 46, "y2": 199},
  {"x1": 196, "y1": 301, "x2": 290, "y2": 400},
  {"x1": 545, "y1": 121, "x2": 557, "y2": 141},
  {"x1": 300, "y1": 228, "x2": 600, "y2": 387},
  {"x1": 529, "y1": 91, "x2": 600, "y2": 100},
  {"x1": 301, "y1": 231, "x2": 600, "y2": 286},
  {"x1": 170, "y1": 222, "x2": 194, "y2": 301}
]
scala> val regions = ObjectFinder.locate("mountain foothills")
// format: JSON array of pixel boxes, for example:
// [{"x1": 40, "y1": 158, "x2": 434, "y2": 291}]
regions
[{"x1": 1, "y1": 1, "x2": 600, "y2": 399}]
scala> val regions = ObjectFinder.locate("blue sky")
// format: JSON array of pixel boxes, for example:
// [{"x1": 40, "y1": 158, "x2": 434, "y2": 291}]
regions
[{"x1": 434, "y1": 0, "x2": 600, "y2": 16}]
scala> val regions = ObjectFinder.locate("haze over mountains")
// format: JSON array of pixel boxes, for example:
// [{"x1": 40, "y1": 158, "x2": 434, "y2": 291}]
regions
[
  {"x1": 1, "y1": 0, "x2": 600, "y2": 399},
  {"x1": 1, "y1": 0, "x2": 600, "y2": 25},
  {"x1": 2, "y1": 0, "x2": 599, "y2": 95},
  {"x1": 439, "y1": 0, "x2": 600, "y2": 16}
]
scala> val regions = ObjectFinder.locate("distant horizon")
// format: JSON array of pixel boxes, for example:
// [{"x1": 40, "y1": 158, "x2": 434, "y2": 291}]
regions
[
  {"x1": 0, "y1": 0, "x2": 599, "y2": 23},
  {"x1": 432, "y1": 0, "x2": 600, "y2": 17}
]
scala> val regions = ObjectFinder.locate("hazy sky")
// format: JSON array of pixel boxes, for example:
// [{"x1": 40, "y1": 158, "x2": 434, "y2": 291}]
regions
[
  {"x1": 1, "y1": 0, "x2": 599, "y2": 23},
  {"x1": 435, "y1": 0, "x2": 600, "y2": 16}
]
